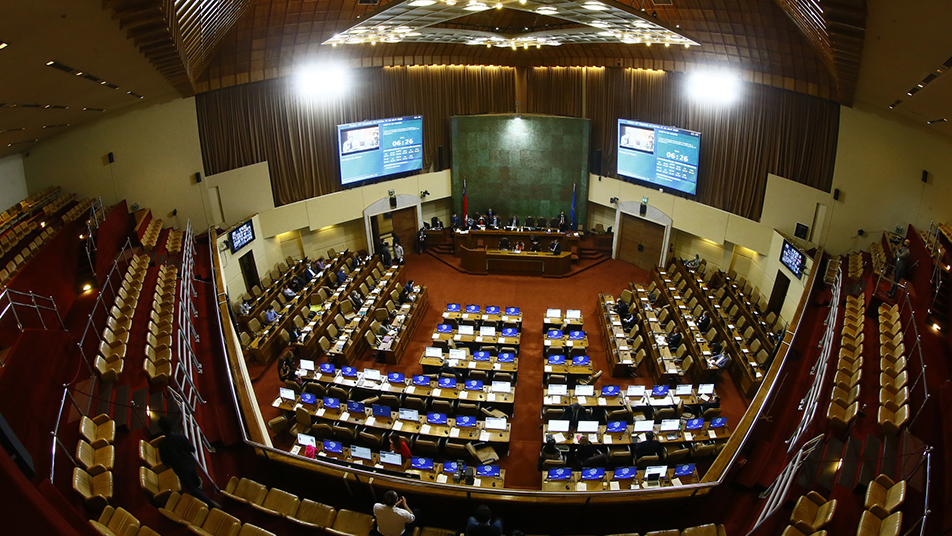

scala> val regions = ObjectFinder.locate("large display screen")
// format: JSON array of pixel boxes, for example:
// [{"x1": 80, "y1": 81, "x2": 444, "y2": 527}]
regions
[
  {"x1": 617, "y1": 119, "x2": 701, "y2": 196},
  {"x1": 229, "y1": 219, "x2": 255, "y2": 254},
  {"x1": 780, "y1": 239, "x2": 806, "y2": 279},
  {"x1": 337, "y1": 115, "x2": 423, "y2": 186}
]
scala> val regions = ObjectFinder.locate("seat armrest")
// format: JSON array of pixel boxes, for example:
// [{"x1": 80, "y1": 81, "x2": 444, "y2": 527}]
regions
[
  {"x1": 805, "y1": 491, "x2": 826, "y2": 505},
  {"x1": 873, "y1": 474, "x2": 896, "y2": 488}
]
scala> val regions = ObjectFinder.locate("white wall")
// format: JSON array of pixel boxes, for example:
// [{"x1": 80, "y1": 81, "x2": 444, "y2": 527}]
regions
[
  {"x1": 22, "y1": 96, "x2": 208, "y2": 231},
  {"x1": 0, "y1": 154, "x2": 29, "y2": 210},
  {"x1": 216, "y1": 215, "x2": 283, "y2": 300}
]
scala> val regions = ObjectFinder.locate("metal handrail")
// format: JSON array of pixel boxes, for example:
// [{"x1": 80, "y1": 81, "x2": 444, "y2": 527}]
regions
[
  {"x1": 747, "y1": 434, "x2": 824, "y2": 535},
  {"x1": 76, "y1": 237, "x2": 134, "y2": 367},
  {"x1": 786, "y1": 264, "x2": 841, "y2": 452},
  {"x1": 0, "y1": 288, "x2": 67, "y2": 367},
  {"x1": 894, "y1": 288, "x2": 931, "y2": 428}
]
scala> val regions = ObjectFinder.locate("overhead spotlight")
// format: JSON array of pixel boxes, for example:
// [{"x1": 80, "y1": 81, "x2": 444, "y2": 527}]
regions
[
  {"x1": 295, "y1": 63, "x2": 351, "y2": 98},
  {"x1": 407, "y1": 0, "x2": 436, "y2": 5},
  {"x1": 0, "y1": 41, "x2": 8, "y2": 50},
  {"x1": 687, "y1": 71, "x2": 740, "y2": 104}
]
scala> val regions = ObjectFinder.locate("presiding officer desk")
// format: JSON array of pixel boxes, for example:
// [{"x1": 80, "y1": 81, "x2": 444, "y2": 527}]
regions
[
  {"x1": 453, "y1": 227, "x2": 581, "y2": 254},
  {"x1": 460, "y1": 246, "x2": 572, "y2": 276}
]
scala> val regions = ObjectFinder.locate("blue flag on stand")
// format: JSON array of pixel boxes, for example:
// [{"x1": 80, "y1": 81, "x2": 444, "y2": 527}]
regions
[{"x1": 570, "y1": 183, "x2": 577, "y2": 229}]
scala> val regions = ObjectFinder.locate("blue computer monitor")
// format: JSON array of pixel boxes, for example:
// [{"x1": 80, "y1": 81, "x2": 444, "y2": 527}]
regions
[
  {"x1": 437, "y1": 324, "x2": 453, "y2": 333},
  {"x1": 426, "y1": 412, "x2": 447, "y2": 425},
  {"x1": 651, "y1": 385, "x2": 670, "y2": 396},
  {"x1": 346, "y1": 401, "x2": 365, "y2": 413},
  {"x1": 572, "y1": 355, "x2": 590, "y2": 366},
  {"x1": 505, "y1": 307, "x2": 520, "y2": 315},
  {"x1": 438, "y1": 377, "x2": 457, "y2": 389},
  {"x1": 412, "y1": 375, "x2": 430, "y2": 386},
  {"x1": 581, "y1": 468, "x2": 606, "y2": 481},
  {"x1": 569, "y1": 330, "x2": 585, "y2": 340},
  {"x1": 464, "y1": 380, "x2": 483, "y2": 391},
  {"x1": 342, "y1": 367, "x2": 358, "y2": 378},
  {"x1": 502, "y1": 327, "x2": 518, "y2": 336},
  {"x1": 319, "y1": 363, "x2": 336, "y2": 374},
  {"x1": 410, "y1": 457, "x2": 434, "y2": 471},
  {"x1": 547, "y1": 467, "x2": 572, "y2": 481},
  {"x1": 388, "y1": 372, "x2": 405, "y2": 383},
  {"x1": 443, "y1": 461, "x2": 465, "y2": 473},
  {"x1": 497, "y1": 352, "x2": 515, "y2": 363},
  {"x1": 456, "y1": 415, "x2": 476, "y2": 427},
  {"x1": 613, "y1": 466, "x2": 637, "y2": 480},
  {"x1": 685, "y1": 418, "x2": 704, "y2": 430},
  {"x1": 476, "y1": 465, "x2": 500, "y2": 477},
  {"x1": 486, "y1": 306, "x2": 500, "y2": 314},
  {"x1": 322, "y1": 440, "x2": 343, "y2": 454},
  {"x1": 300, "y1": 393, "x2": 317, "y2": 405},
  {"x1": 674, "y1": 463, "x2": 696, "y2": 477},
  {"x1": 473, "y1": 351, "x2": 490, "y2": 361},
  {"x1": 372, "y1": 404, "x2": 392, "y2": 418},
  {"x1": 606, "y1": 421, "x2": 627, "y2": 433},
  {"x1": 710, "y1": 417, "x2": 727, "y2": 429},
  {"x1": 446, "y1": 303, "x2": 461, "y2": 312},
  {"x1": 547, "y1": 329, "x2": 563, "y2": 339},
  {"x1": 547, "y1": 355, "x2": 566, "y2": 365},
  {"x1": 322, "y1": 397, "x2": 340, "y2": 409},
  {"x1": 601, "y1": 385, "x2": 621, "y2": 397},
  {"x1": 466, "y1": 305, "x2": 480, "y2": 313}
]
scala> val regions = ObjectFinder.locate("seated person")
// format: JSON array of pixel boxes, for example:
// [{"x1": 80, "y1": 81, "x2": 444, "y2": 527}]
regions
[
  {"x1": 548, "y1": 239, "x2": 562, "y2": 255},
  {"x1": 283, "y1": 285, "x2": 297, "y2": 299},
  {"x1": 430, "y1": 216, "x2": 443, "y2": 230},
  {"x1": 498, "y1": 237, "x2": 510, "y2": 250},
  {"x1": 508, "y1": 215, "x2": 519, "y2": 227},
  {"x1": 537, "y1": 437, "x2": 564, "y2": 470},
  {"x1": 489, "y1": 214, "x2": 500, "y2": 228},
  {"x1": 560, "y1": 402, "x2": 591, "y2": 430},
  {"x1": 350, "y1": 289, "x2": 364, "y2": 308},
  {"x1": 239, "y1": 300, "x2": 252, "y2": 316},
  {"x1": 697, "y1": 310, "x2": 711, "y2": 332},
  {"x1": 513, "y1": 241, "x2": 525, "y2": 253},
  {"x1": 666, "y1": 326, "x2": 682, "y2": 350},
  {"x1": 713, "y1": 351, "x2": 730, "y2": 369},
  {"x1": 621, "y1": 311, "x2": 638, "y2": 332},
  {"x1": 265, "y1": 306, "x2": 279, "y2": 324},
  {"x1": 336, "y1": 269, "x2": 348, "y2": 287},
  {"x1": 290, "y1": 275, "x2": 306, "y2": 292},
  {"x1": 315, "y1": 258, "x2": 327, "y2": 271},
  {"x1": 398, "y1": 287, "x2": 410, "y2": 304},
  {"x1": 466, "y1": 505, "x2": 504, "y2": 536},
  {"x1": 633, "y1": 431, "x2": 665, "y2": 461},
  {"x1": 303, "y1": 263, "x2": 317, "y2": 280},
  {"x1": 571, "y1": 435, "x2": 606, "y2": 468},
  {"x1": 613, "y1": 300, "x2": 629, "y2": 317},
  {"x1": 529, "y1": 236, "x2": 542, "y2": 252},
  {"x1": 684, "y1": 253, "x2": 701, "y2": 269}
]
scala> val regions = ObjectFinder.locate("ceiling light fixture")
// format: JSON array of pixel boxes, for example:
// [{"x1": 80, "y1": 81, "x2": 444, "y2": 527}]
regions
[
  {"x1": 0, "y1": 41, "x2": 8, "y2": 50},
  {"x1": 464, "y1": 1, "x2": 490, "y2": 11},
  {"x1": 582, "y1": 1, "x2": 609, "y2": 10},
  {"x1": 407, "y1": 0, "x2": 436, "y2": 5},
  {"x1": 926, "y1": 118, "x2": 948, "y2": 125}
]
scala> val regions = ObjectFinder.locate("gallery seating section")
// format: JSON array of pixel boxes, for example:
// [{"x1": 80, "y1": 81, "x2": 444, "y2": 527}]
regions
[
  {"x1": 876, "y1": 303, "x2": 909, "y2": 436},
  {"x1": 96, "y1": 254, "x2": 150, "y2": 382},
  {"x1": 144, "y1": 264, "x2": 178, "y2": 385},
  {"x1": 141, "y1": 218, "x2": 163, "y2": 251}
]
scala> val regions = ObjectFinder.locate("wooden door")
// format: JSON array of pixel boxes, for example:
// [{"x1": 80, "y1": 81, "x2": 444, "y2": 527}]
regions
[
  {"x1": 617, "y1": 213, "x2": 665, "y2": 271},
  {"x1": 767, "y1": 270, "x2": 790, "y2": 316},
  {"x1": 390, "y1": 207, "x2": 418, "y2": 252}
]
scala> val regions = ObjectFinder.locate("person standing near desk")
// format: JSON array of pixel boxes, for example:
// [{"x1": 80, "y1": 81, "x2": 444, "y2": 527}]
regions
[
  {"x1": 633, "y1": 431, "x2": 665, "y2": 461},
  {"x1": 558, "y1": 211, "x2": 568, "y2": 232},
  {"x1": 157, "y1": 416, "x2": 220, "y2": 509},
  {"x1": 373, "y1": 491, "x2": 418, "y2": 536},
  {"x1": 394, "y1": 241, "x2": 405, "y2": 265},
  {"x1": 450, "y1": 212, "x2": 460, "y2": 229},
  {"x1": 887, "y1": 238, "x2": 911, "y2": 298}
]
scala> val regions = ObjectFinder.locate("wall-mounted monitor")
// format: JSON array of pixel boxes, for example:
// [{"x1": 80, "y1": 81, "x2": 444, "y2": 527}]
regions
[
  {"x1": 617, "y1": 119, "x2": 701, "y2": 196},
  {"x1": 337, "y1": 115, "x2": 423, "y2": 186},
  {"x1": 780, "y1": 239, "x2": 806, "y2": 279},
  {"x1": 229, "y1": 219, "x2": 255, "y2": 253}
]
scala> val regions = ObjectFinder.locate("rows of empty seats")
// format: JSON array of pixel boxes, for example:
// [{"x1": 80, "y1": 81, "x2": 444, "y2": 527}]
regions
[
  {"x1": 856, "y1": 474, "x2": 905, "y2": 536},
  {"x1": 877, "y1": 303, "x2": 909, "y2": 436},
  {"x1": 847, "y1": 251, "x2": 864, "y2": 280},
  {"x1": 828, "y1": 294, "x2": 864, "y2": 430},
  {"x1": 870, "y1": 241, "x2": 887, "y2": 276},
  {"x1": 0, "y1": 225, "x2": 57, "y2": 285},
  {"x1": 144, "y1": 264, "x2": 177, "y2": 385},
  {"x1": 165, "y1": 228, "x2": 183, "y2": 255},
  {"x1": 784, "y1": 491, "x2": 837, "y2": 535},
  {"x1": 89, "y1": 506, "x2": 160, "y2": 536},
  {"x1": 141, "y1": 218, "x2": 163, "y2": 251},
  {"x1": 73, "y1": 414, "x2": 117, "y2": 510},
  {"x1": 42, "y1": 192, "x2": 76, "y2": 215},
  {"x1": 138, "y1": 436, "x2": 182, "y2": 507},
  {"x1": 63, "y1": 198, "x2": 95, "y2": 222},
  {"x1": 96, "y1": 254, "x2": 150, "y2": 382}
]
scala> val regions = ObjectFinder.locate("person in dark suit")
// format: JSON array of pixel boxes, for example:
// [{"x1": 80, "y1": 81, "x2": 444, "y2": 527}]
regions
[
  {"x1": 157, "y1": 416, "x2": 219, "y2": 508},
  {"x1": 697, "y1": 310, "x2": 711, "y2": 332},
  {"x1": 548, "y1": 239, "x2": 562, "y2": 255},
  {"x1": 666, "y1": 326, "x2": 682, "y2": 350},
  {"x1": 498, "y1": 237, "x2": 510, "y2": 250},
  {"x1": 633, "y1": 431, "x2": 665, "y2": 460},
  {"x1": 530, "y1": 235, "x2": 541, "y2": 252},
  {"x1": 560, "y1": 402, "x2": 590, "y2": 430},
  {"x1": 486, "y1": 207, "x2": 495, "y2": 219},
  {"x1": 450, "y1": 212, "x2": 460, "y2": 229},
  {"x1": 558, "y1": 211, "x2": 568, "y2": 232},
  {"x1": 508, "y1": 215, "x2": 519, "y2": 227},
  {"x1": 465, "y1": 504, "x2": 504, "y2": 536},
  {"x1": 379, "y1": 241, "x2": 392, "y2": 267},
  {"x1": 489, "y1": 214, "x2": 500, "y2": 228},
  {"x1": 621, "y1": 311, "x2": 638, "y2": 332}
]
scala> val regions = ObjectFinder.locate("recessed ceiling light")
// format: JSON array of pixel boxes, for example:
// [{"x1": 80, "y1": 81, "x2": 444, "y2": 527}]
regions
[
  {"x1": 407, "y1": 0, "x2": 436, "y2": 5},
  {"x1": 536, "y1": 6, "x2": 557, "y2": 14},
  {"x1": 464, "y1": 2, "x2": 490, "y2": 11},
  {"x1": 582, "y1": 1, "x2": 609, "y2": 10}
]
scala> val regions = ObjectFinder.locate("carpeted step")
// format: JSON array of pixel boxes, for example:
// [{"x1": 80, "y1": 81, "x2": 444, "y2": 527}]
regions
[
  {"x1": 113, "y1": 384, "x2": 129, "y2": 431},
  {"x1": 96, "y1": 381, "x2": 113, "y2": 418},
  {"x1": 130, "y1": 387, "x2": 148, "y2": 431},
  {"x1": 816, "y1": 437, "x2": 845, "y2": 491},
  {"x1": 856, "y1": 434, "x2": 882, "y2": 490},
  {"x1": 881, "y1": 434, "x2": 900, "y2": 481},
  {"x1": 734, "y1": 439, "x2": 774, "y2": 489},
  {"x1": 797, "y1": 438, "x2": 827, "y2": 489},
  {"x1": 836, "y1": 435, "x2": 862, "y2": 489},
  {"x1": 149, "y1": 390, "x2": 164, "y2": 434}
]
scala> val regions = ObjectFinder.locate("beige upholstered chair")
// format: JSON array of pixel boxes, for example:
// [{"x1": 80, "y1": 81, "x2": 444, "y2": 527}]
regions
[
  {"x1": 88, "y1": 506, "x2": 140, "y2": 536},
  {"x1": 250, "y1": 487, "x2": 300, "y2": 517},
  {"x1": 222, "y1": 476, "x2": 268, "y2": 506},
  {"x1": 73, "y1": 467, "x2": 113, "y2": 510},
  {"x1": 159, "y1": 492, "x2": 209, "y2": 526},
  {"x1": 325, "y1": 509, "x2": 375, "y2": 536},
  {"x1": 80, "y1": 414, "x2": 116, "y2": 448},
  {"x1": 76, "y1": 439, "x2": 115, "y2": 475},
  {"x1": 139, "y1": 466, "x2": 182, "y2": 504},
  {"x1": 187, "y1": 508, "x2": 241, "y2": 536},
  {"x1": 864, "y1": 475, "x2": 906, "y2": 519},
  {"x1": 789, "y1": 491, "x2": 837, "y2": 534},
  {"x1": 856, "y1": 510, "x2": 902, "y2": 536},
  {"x1": 288, "y1": 498, "x2": 337, "y2": 529}
]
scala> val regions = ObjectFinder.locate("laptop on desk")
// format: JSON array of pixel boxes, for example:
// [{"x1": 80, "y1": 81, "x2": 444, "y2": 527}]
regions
[
  {"x1": 547, "y1": 468, "x2": 572, "y2": 481},
  {"x1": 297, "y1": 434, "x2": 317, "y2": 447},
  {"x1": 443, "y1": 461, "x2": 465, "y2": 474},
  {"x1": 547, "y1": 355, "x2": 566, "y2": 365},
  {"x1": 548, "y1": 419, "x2": 570, "y2": 433},
  {"x1": 279, "y1": 387, "x2": 296, "y2": 401},
  {"x1": 388, "y1": 372, "x2": 405, "y2": 384},
  {"x1": 505, "y1": 307, "x2": 520, "y2": 315},
  {"x1": 476, "y1": 465, "x2": 500, "y2": 478},
  {"x1": 479, "y1": 326, "x2": 496, "y2": 337},
  {"x1": 473, "y1": 351, "x2": 491, "y2": 361},
  {"x1": 350, "y1": 445, "x2": 372, "y2": 461},
  {"x1": 491, "y1": 381, "x2": 511, "y2": 393},
  {"x1": 575, "y1": 385, "x2": 594, "y2": 397},
  {"x1": 581, "y1": 468, "x2": 605, "y2": 481},
  {"x1": 319, "y1": 363, "x2": 336, "y2": 374},
  {"x1": 464, "y1": 380, "x2": 483, "y2": 391},
  {"x1": 486, "y1": 306, "x2": 500, "y2": 315},
  {"x1": 572, "y1": 355, "x2": 590, "y2": 366},
  {"x1": 497, "y1": 352, "x2": 515, "y2": 363},
  {"x1": 410, "y1": 457, "x2": 434, "y2": 471},
  {"x1": 547, "y1": 329, "x2": 563, "y2": 339},
  {"x1": 341, "y1": 367, "x2": 358, "y2": 378},
  {"x1": 426, "y1": 412, "x2": 447, "y2": 425},
  {"x1": 322, "y1": 397, "x2": 340, "y2": 410},
  {"x1": 412, "y1": 375, "x2": 430, "y2": 387},
  {"x1": 660, "y1": 419, "x2": 681, "y2": 432},
  {"x1": 438, "y1": 377, "x2": 457, "y2": 389},
  {"x1": 685, "y1": 418, "x2": 704, "y2": 430},
  {"x1": 601, "y1": 385, "x2": 621, "y2": 397},
  {"x1": 548, "y1": 384, "x2": 568, "y2": 396},
  {"x1": 484, "y1": 417, "x2": 507, "y2": 430},
  {"x1": 577, "y1": 420, "x2": 599, "y2": 433},
  {"x1": 398, "y1": 408, "x2": 419, "y2": 422},
  {"x1": 323, "y1": 440, "x2": 344, "y2": 455},
  {"x1": 446, "y1": 303, "x2": 461, "y2": 312},
  {"x1": 363, "y1": 369, "x2": 381, "y2": 382},
  {"x1": 300, "y1": 359, "x2": 315, "y2": 371},
  {"x1": 458, "y1": 325, "x2": 475, "y2": 336},
  {"x1": 379, "y1": 452, "x2": 403, "y2": 467},
  {"x1": 436, "y1": 324, "x2": 453, "y2": 334},
  {"x1": 456, "y1": 415, "x2": 476, "y2": 428},
  {"x1": 613, "y1": 466, "x2": 637, "y2": 480},
  {"x1": 347, "y1": 401, "x2": 365, "y2": 414},
  {"x1": 372, "y1": 404, "x2": 392, "y2": 418},
  {"x1": 606, "y1": 421, "x2": 627, "y2": 433},
  {"x1": 300, "y1": 393, "x2": 317, "y2": 406},
  {"x1": 546, "y1": 308, "x2": 562, "y2": 318},
  {"x1": 674, "y1": 463, "x2": 696, "y2": 477}
]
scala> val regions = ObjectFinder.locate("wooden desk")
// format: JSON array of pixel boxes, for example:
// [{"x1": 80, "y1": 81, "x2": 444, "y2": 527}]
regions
[
  {"x1": 454, "y1": 228, "x2": 580, "y2": 255},
  {"x1": 375, "y1": 286, "x2": 429, "y2": 365},
  {"x1": 541, "y1": 466, "x2": 698, "y2": 492},
  {"x1": 458, "y1": 247, "x2": 572, "y2": 276},
  {"x1": 596, "y1": 294, "x2": 637, "y2": 377}
]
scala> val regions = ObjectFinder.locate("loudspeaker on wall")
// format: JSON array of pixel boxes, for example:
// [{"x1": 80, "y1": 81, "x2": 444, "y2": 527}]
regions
[
  {"x1": 194, "y1": 172, "x2": 202, "y2": 183},
  {"x1": 922, "y1": 170, "x2": 929, "y2": 183},
  {"x1": 833, "y1": 188, "x2": 840, "y2": 200},
  {"x1": 107, "y1": 152, "x2": 115, "y2": 164}
]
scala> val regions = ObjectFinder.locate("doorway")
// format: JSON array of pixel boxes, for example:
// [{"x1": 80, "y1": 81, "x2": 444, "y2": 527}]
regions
[
  {"x1": 372, "y1": 206, "x2": 417, "y2": 253},
  {"x1": 767, "y1": 270, "x2": 790, "y2": 318},
  {"x1": 238, "y1": 251, "x2": 260, "y2": 292},
  {"x1": 617, "y1": 213, "x2": 665, "y2": 271}
]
